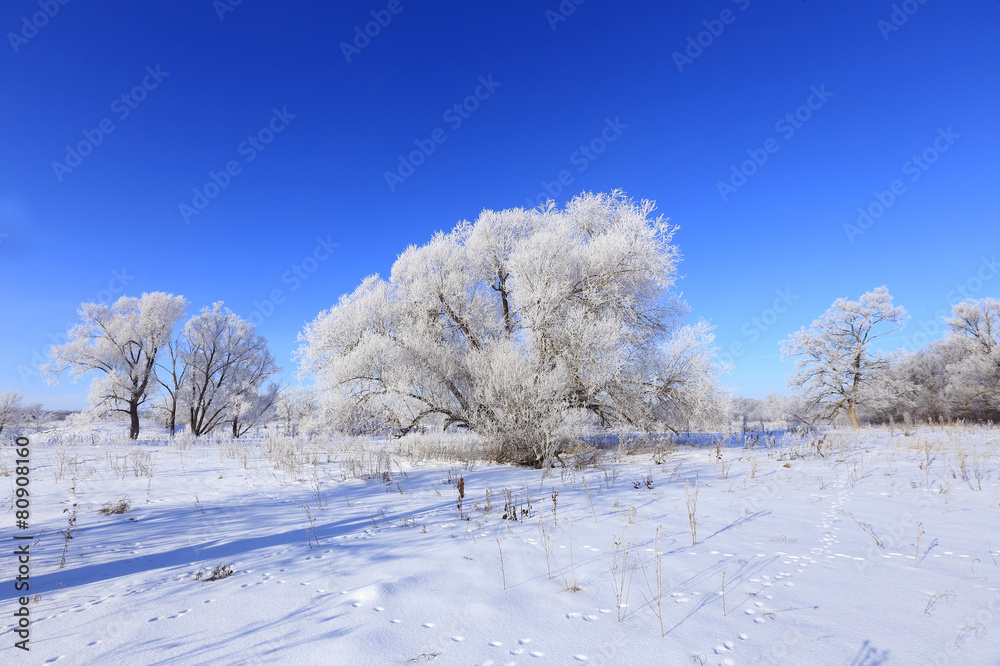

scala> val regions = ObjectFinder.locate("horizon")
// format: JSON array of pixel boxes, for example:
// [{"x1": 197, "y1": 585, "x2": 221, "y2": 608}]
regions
[{"x1": 2, "y1": 1, "x2": 998, "y2": 411}]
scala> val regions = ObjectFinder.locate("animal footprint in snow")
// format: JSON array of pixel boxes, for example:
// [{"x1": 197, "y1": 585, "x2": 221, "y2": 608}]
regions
[
  {"x1": 422, "y1": 622, "x2": 435, "y2": 628},
  {"x1": 452, "y1": 636, "x2": 464, "y2": 642},
  {"x1": 566, "y1": 612, "x2": 581, "y2": 619},
  {"x1": 583, "y1": 614, "x2": 598, "y2": 621}
]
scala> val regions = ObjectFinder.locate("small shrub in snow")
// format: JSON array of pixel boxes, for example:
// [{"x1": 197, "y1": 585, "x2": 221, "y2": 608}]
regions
[
  {"x1": 196, "y1": 564, "x2": 234, "y2": 581},
  {"x1": 98, "y1": 495, "x2": 132, "y2": 515}
]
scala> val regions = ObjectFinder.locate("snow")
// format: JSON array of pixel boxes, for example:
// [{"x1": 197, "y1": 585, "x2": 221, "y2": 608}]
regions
[{"x1": 4, "y1": 425, "x2": 1000, "y2": 664}]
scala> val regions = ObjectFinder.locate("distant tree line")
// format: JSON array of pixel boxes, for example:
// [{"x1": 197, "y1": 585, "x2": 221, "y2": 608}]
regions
[
  {"x1": 771, "y1": 289, "x2": 1000, "y2": 428},
  {"x1": 0, "y1": 390, "x2": 64, "y2": 434}
]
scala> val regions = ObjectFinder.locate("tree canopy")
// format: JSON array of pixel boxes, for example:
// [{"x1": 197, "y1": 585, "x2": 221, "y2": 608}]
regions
[{"x1": 298, "y1": 191, "x2": 729, "y2": 464}]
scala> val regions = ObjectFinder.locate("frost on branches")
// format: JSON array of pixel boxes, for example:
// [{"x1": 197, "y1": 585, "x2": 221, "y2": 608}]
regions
[
  {"x1": 0, "y1": 389, "x2": 24, "y2": 434},
  {"x1": 43, "y1": 292, "x2": 189, "y2": 439},
  {"x1": 780, "y1": 286, "x2": 908, "y2": 428},
  {"x1": 297, "y1": 191, "x2": 729, "y2": 466},
  {"x1": 176, "y1": 303, "x2": 281, "y2": 438},
  {"x1": 946, "y1": 298, "x2": 1000, "y2": 410}
]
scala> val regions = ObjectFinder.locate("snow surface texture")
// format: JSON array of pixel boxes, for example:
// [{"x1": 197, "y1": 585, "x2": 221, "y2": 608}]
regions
[{"x1": 3, "y1": 426, "x2": 1000, "y2": 665}]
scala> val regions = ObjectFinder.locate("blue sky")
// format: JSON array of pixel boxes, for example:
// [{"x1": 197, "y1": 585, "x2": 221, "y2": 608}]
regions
[{"x1": 1, "y1": 0, "x2": 998, "y2": 410}]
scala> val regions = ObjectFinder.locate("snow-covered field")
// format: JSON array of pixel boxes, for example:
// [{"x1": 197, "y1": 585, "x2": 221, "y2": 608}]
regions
[{"x1": 4, "y1": 426, "x2": 1000, "y2": 665}]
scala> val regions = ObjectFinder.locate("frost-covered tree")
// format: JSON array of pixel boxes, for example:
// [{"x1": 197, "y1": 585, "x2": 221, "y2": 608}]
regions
[
  {"x1": 43, "y1": 293, "x2": 188, "y2": 439},
  {"x1": 275, "y1": 387, "x2": 318, "y2": 437},
  {"x1": 0, "y1": 389, "x2": 24, "y2": 433},
  {"x1": 179, "y1": 303, "x2": 280, "y2": 437},
  {"x1": 229, "y1": 381, "x2": 281, "y2": 438},
  {"x1": 736, "y1": 392, "x2": 814, "y2": 428},
  {"x1": 297, "y1": 191, "x2": 728, "y2": 465},
  {"x1": 18, "y1": 402, "x2": 51, "y2": 433},
  {"x1": 649, "y1": 320, "x2": 733, "y2": 429},
  {"x1": 886, "y1": 339, "x2": 954, "y2": 422},
  {"x1": 946, "y1": 298, "x2": 1000, "y2": 410},
  {"x1": 780, "y1": 286, "x2": 908, "y2": 428}
]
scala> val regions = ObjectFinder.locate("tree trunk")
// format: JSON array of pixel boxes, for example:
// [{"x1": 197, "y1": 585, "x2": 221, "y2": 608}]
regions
[
  {"x1": 847, "y1": 401, "x2": 860, "y2": 428},
  {"x1": 232, "y1": 419, "x2": 239, "y2": 438},
  {"x1": 129, "y1": 401, "x2": 141, "y2": 439},
  {"x1": 167, "y1": 399, "x2": 176, "y2": 436}
]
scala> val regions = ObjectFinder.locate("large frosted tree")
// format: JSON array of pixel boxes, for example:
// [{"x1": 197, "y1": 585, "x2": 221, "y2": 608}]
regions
[
  {"x1": 44, "y1": 292, "x2": 188, "y2": 439},
  {"x1": 297, "y1": 191, "x2": 728, "y2": 465},
  {"x1": 780, "y1": 286, "x2": 908, "y2": 428},
  {"x1": 178, "y1": 302, "x2": 280, "y2": 437}
]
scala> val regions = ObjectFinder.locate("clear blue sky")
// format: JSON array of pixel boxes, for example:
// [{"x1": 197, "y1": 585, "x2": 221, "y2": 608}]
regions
[{"x1": 2, "y1": 1, "x2": 998, "y2": 410}]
